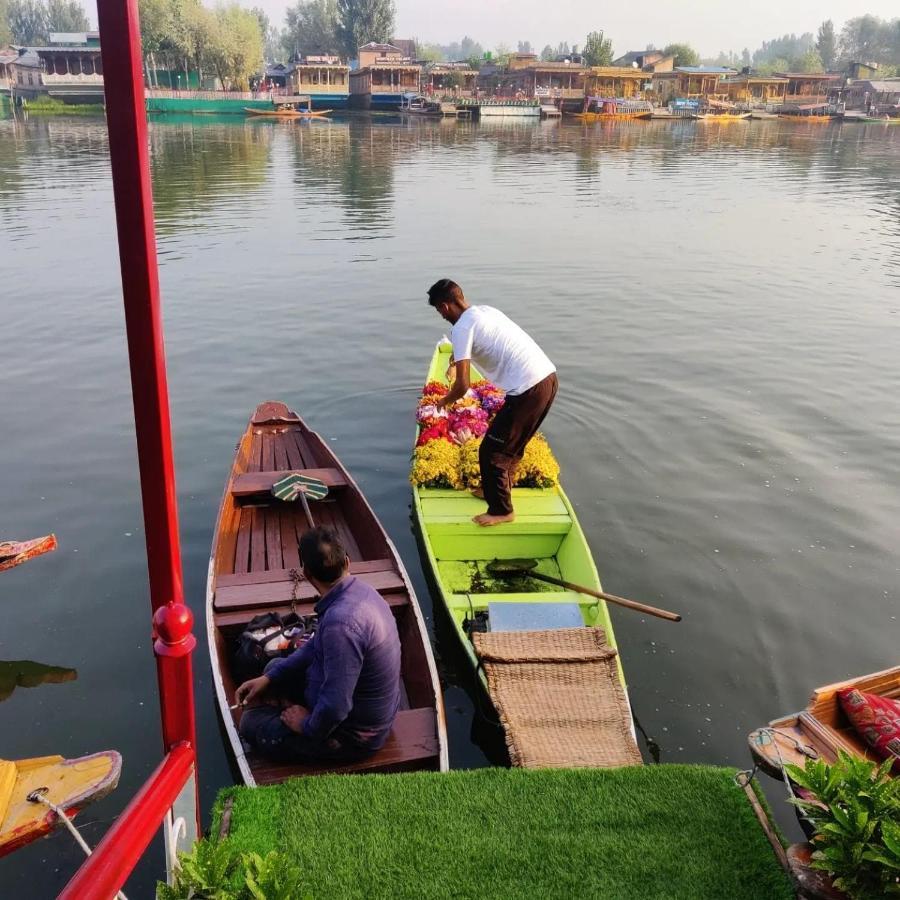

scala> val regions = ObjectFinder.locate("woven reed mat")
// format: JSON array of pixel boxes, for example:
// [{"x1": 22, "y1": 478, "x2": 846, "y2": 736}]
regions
[{"x1": 472, "y1": 627, "x2": 643, "y2": 769}]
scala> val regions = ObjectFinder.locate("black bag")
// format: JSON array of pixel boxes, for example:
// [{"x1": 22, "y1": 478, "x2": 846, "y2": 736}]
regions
[{"x1": 232, "y1": 611, "x2": 316, "y2": 684}]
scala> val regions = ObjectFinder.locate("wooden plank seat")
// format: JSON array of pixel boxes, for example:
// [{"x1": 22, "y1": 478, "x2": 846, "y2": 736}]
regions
[
  {"x1": 247, "y1": 708, "x2": 440, "y2": 784},
  {"x1": 218, "y1": 558, "x2": 395, "y2": 588},
  {"x1": 231, "y1": 468, "x2": 348, "y2": 497},
  {"x1": 214, "y1": 567, "x2": 407, "y2": 612},
  {"x1": 214, "y1": 592, "x2": 409, "y2": 629},
  {"x1": 426, "y1": 515, "x2": 571, "y2": 535}
]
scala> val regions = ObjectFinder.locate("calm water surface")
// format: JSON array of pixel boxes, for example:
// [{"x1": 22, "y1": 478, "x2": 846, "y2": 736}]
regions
[{"x1": 1, "y1": 112, "x2": 899, "y2": 896}]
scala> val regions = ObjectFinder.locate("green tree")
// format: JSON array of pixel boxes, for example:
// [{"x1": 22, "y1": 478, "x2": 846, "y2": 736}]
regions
[
  {"x1": 209, "y1": 3, "x2": 263, "y2": 88},
  {"x1": 335, "y1": 0, "x2": 394, "y2": 61},
  {"x1": 0, "y1": 0, "x2": 12, "y2": 44},
  {"x1": 662, "y1": 42, "x2": 700, "y2": 66},
  {"x1": 741, "y1": 47, "x2": 750, "y2": 67},
  {"x1": 795, "y1": 47, "x2": 824, "y2": 73},
  {"x1": 283, "y1": 0, "x2": 338, "y2": 57},
  {"x1": 7, "y1": 0, "x2": 48, "y2": 44},
  {"x1": 181, "y1": 0, "x2": 215, "y2": 85},
  {"x1": 539, "y1": 44, "x2": 554, "y2": 62},
  {"x1": 516, "y1": 40, "x2": 532, "y2": 54},
  {"x1": 417, "y1": 42, "x2": 443, "y2": 62},
  {"x1": 46, "y1": 0, "x2": 88, "y2": 32},
  {"x1": 493, "y1": 42, "x2": 511, "y2": 65},
  {"x1": 583, "y1": 30, "x2": 613, "y2": 66},
  {"x1": 839, "y1": 15, "x2": 893, "y2": 65},
  {"x1": 816, "y1": 20, "x2": 836, "y2": 69}
]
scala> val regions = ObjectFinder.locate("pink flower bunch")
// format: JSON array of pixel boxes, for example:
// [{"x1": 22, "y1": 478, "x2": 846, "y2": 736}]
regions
[
  {"x1": 471, "y1": 380, "x2": 506, "y2": 414},
  {"x1": 416, "y1": 403, "x2": 448, "y2": 427}
]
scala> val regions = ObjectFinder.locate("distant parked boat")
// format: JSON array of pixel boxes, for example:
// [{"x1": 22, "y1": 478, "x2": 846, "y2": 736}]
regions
[
  {"x1": 245, "y1": 97, "x2": 331, "y2": 119},
  {"x1": 571, "y1": 98, "x2": 652, "y2": 121},
  {"x1": 697, "y1": 111, "x2": 751, "y2": 121}
]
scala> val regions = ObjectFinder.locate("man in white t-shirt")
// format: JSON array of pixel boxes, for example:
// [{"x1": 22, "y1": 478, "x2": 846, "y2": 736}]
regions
[{"x1": 428, "y1": 279, "x2": 558, "y2": 526}]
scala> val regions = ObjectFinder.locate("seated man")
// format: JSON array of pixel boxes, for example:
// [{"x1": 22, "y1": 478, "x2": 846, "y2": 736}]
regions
[{"x1": 236, "y1": 526, "x2": 401, "y2": 764}]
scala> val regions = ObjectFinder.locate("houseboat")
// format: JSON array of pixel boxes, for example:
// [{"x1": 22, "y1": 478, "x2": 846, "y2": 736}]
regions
[
  {"x1": 287, "y1": 54, "x2": 349, "y2": 110},
  {"x1": 349, "y1": 42, "x2": 421, "y2": 110}
]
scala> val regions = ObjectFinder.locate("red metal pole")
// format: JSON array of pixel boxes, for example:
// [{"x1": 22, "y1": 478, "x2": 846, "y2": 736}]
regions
[
  {"x1": 96, "y1": 0, "x2": 198, "y2": 817},
  {"x1": 58, "y1": 744, "x2": 195, "y2": 900}
]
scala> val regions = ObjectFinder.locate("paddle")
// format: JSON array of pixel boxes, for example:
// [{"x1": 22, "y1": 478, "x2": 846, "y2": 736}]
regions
[
  {"x1": 486, "y1": 559, "x2": 682, "y2": 623},
  {"x1": 271, "y1": 473, "x2": 329, "y2": 529}
]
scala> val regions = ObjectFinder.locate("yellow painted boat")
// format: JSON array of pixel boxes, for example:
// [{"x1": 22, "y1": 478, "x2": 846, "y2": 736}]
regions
[
  {"x1": 697, "y1": 112, "x2": 751, "y2": 121},
  {"x1": 244, "y1": 106, "x2": 332, "y2": 118},
  {"x1": 0, "y1": 751, "x2": 121, "y2": 857},
  {"x1": 572, "y1": 110, "x2": 651, "y2": 121}
]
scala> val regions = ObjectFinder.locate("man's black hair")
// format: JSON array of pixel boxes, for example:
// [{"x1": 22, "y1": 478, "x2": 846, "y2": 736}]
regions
[
  {"x1": 299, "y1": 526, "x2": 347, "y2": 584},
  {"x1": 426, "y1": 279, "x2": 465, "y2": 307}
]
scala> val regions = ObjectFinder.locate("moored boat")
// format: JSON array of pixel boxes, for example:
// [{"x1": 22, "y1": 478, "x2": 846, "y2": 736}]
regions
[
  {"x1": 697, "y1": 111, "x2": 752, "y2": 121},
  {"x1": 0, "y1": 534, "x2": 57, "y2": 573},
  {"x1": 571, "y1": 97, "x2": 652, "y2": 121},
  {"x1": 0, "y1": 751, "x2": 121, "y2": 858},
  {"x1": 207, "y1": 401, "x2": 447, "y2": 786},
  {"x1": 411, "y1": 342, "x2": 628, "y2": 688},
  {"x1": 748, "y1": 665, "x2": 900, "y2": 781},
  {"x1": 244, "y1": 99, "x2": 331, "y2": 118}
]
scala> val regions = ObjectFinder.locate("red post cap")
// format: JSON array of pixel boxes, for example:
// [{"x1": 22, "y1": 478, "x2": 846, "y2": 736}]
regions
[{"x1": 153, "y1": 602, "x2": 197, "y2": 657}]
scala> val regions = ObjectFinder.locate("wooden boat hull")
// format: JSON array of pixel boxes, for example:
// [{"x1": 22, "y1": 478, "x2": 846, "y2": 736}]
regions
[
  {"x1": 207, "y1": 402, "x2": 447, "y2": 786},
  {"x1": 244, "y1": 107, "x2": 332, "y2": 118},
  {"x1": 0, "y1": 535, "x2": 57, "y2": 573},
  {"x1": 698, "y1": 113, "x2": 751, "y2": 121},
  {"x1": 748, "y1": 665, "x2": 900, "y2": 781},
  {"x1": 571, "y1": 111, "x2": 651, "y2": 121},
  {"x1": 0, "y1": 751, "x2": 121, "y2": 858},
  {"x1": 411, "y1": 343, "x2": 628, "y2": 692}
]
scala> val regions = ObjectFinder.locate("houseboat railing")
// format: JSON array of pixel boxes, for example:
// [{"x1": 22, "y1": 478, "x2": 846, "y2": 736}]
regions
[{"x1": 59, "y1": 0, "x2": 200, "y2": 891}]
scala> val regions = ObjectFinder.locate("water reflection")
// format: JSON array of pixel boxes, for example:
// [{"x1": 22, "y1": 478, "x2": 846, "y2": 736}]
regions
[{"x1": 0, "y1": 659, "x2": 77, "y2": 702}]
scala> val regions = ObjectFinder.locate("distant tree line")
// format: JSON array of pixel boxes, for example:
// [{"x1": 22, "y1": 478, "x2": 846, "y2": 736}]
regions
[
  {"x1": 281, "y1": 0, "x2": 394, "y2": 61},
  {"x1": 3, "y1": 0, "x2": 89, "y2": 45},
  {"x1": 138, "y1": 0, "x2": 263, "y2": 89}
]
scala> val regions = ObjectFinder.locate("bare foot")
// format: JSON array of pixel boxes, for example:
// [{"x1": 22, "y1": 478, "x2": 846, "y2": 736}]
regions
[{"x1": 473, "y1": 512, "x2": 515, "y2": 527}]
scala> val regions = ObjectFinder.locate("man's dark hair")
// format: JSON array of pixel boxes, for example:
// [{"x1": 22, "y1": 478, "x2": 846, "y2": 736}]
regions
[
  {"x1": 299, "y1": 526, "x2": 347, "y2": 584},
  {"x1": 427, "y1": 279, "x2": 465, "y2": 307}
]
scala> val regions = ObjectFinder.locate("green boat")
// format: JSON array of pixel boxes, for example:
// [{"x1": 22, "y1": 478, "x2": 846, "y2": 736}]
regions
[{"x1": 412, "y1": 341, "x2": 628, "y2": 690}]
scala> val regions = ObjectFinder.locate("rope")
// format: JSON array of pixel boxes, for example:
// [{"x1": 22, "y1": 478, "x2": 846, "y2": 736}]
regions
[
  {"x1": 27, "y1": 788, "x2": 129, "y2": 900},
  {"x1": 735, "y1": 727, "x2": 819, "y2": 828}
]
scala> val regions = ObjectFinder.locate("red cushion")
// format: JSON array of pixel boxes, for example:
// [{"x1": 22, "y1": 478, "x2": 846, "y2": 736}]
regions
[{"x1": 838, "y1": 687, "x2": 900, "y2": 767}]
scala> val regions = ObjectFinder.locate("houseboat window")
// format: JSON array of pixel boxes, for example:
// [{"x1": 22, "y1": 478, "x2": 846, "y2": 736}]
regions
[
  {"x1": 27, "y1": 72, "x2": 33, "y2": 85},
  {"x1": 94, "y1": 57, "x2": 102, "y2": 76},
  {"x1": 18, "y1": 72, "x2": 23, "y2": 83},
  {"x1": 84, "y1": 57, "x2": 94, "y2": 75}
]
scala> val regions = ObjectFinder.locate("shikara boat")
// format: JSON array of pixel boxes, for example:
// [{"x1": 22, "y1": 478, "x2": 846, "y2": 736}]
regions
[
  {"x1": 748, "y1": 665, "x2": 900, "y2": 781},
  {"x1": 207, "y1": 402, "x2": 447, "y2": 786},
  {"x1": 244, "y1": 104, "x2": 332, "y2": 118},
  {"x1": 0, "y1": 534, "x2": 57, "y2": 573},
  {"x1": 571, "y1": 98, "x2": 651, "y2": 122},
  {"x1": 0, "y1": 751, "x2": 121, "y2": 857},
  {"x1": 697, "y1": 112, "x2": 752, "y2": 121},
  {"x1": 411, "y1": 342, "x2": 628, "y2": 691}
]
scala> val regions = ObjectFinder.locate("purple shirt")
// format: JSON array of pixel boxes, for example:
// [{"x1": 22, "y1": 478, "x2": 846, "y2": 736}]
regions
[{"x1": 265, "y1": 575, "x2": 401, "y2": 749}]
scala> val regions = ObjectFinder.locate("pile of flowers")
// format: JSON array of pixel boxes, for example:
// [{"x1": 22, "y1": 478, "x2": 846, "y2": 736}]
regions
[{"x1": 410, "y1": 378, "x2": 560, "y2": 490}]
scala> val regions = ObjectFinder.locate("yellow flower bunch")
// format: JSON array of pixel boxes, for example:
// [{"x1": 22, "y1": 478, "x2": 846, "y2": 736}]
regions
[
  {"x1": 410, "y1": 440, "x2": 462, "y2": 488},
  {"x1": 513, "y1": 434, "x2": 560, "y2": 488},
  {"x1": 457, "y1": 439, "x2": 482, "y2": 490}
]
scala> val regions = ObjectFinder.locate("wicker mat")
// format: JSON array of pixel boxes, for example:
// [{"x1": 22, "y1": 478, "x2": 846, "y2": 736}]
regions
[{"x1": 472, "y1": 627, "x2": 643, "y2": 769}]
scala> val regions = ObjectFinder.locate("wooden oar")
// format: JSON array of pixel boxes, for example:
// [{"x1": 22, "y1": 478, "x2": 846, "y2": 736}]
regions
[
  {"x1": 271, "y1": 474, "x2": 328, "y2": 530},
  {"x1": 487, "y1": 558, "x2": 681, "y2": 623}
]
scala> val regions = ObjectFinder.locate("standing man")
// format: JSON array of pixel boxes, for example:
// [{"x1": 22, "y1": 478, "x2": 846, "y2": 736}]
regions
[{"x1": 428, "y1": 279, "x2": 558, "y2": 526}]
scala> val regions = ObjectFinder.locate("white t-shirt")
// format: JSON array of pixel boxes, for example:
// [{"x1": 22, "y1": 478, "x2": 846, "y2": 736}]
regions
[{"x1": 450, "y1": 305, "x2": 556, "y2": 396}]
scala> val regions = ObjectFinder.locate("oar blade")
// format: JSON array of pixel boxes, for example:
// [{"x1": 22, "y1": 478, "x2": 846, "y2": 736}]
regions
[{"x1": 271, "y1": 474, "x2": 329, "y2": 503}]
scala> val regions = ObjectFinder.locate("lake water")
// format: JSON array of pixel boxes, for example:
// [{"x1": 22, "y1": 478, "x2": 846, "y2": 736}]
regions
[{"x1": 1, "y1": 111, "x2": 898, "y2": 896}]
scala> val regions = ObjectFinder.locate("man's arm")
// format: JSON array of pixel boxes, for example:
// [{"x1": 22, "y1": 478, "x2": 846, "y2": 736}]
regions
[
  {"x1": 437, "y1": 358, "x2": 470, "y2": 410},
  {"x1": 302, "y1": 619, "x2": 365, "y2": 740}
]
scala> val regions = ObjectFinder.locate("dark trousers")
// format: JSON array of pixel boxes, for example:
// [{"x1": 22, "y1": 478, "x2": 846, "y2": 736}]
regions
[
  {"x1": 239, "y1": 705, "x2": 370, "y2": 765},
  {"x1": 480, "y1": 373, "x2": 558, "y2": 516}
]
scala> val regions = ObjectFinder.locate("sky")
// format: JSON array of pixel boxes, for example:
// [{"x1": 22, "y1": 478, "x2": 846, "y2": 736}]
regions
[{"x1": 82, "y1": 0, "x2": 899, "y2": 59}]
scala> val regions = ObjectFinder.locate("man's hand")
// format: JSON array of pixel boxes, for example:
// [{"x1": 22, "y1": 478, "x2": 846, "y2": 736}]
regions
[
  {"x1": 280, "y1": 704, "x2": 310, "y2": 734},
  {"x1": 235, "y1": 674, "x2": 270, "y2": 708}
]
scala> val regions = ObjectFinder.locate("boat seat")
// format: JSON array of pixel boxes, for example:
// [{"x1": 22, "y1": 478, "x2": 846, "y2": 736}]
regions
[
  {"x1": 231, "y1": 468, "x2": 347, "y2": 497},
  {"x1": 214, "y1": 567, "x2": 406, "y2": 612},
  {"x1": 247, "y1": 708, "x2": 440, "y2": 784},
  {"x1": 426, "y1": 516, "x2": 570, "y2": 535},
  {"x1": 419, "y1": 490, "x2": 569, "y2": 519}
]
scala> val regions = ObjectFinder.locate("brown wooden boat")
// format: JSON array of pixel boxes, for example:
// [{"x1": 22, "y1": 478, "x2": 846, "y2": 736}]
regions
[
  {"x1": 207, "y1": 401, "x2": 448, "y2": 785},
  {"x1": 0, "y1": 535, "x2": 57, "y2": 573},
  {"x1": 749, "y1": 665, "x2": 900, "y2": 780}
]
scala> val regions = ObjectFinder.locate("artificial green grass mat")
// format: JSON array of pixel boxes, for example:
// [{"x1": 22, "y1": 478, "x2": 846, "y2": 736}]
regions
[{"x1": 212, "y1": 765, "x2": 793, "y2": 899}]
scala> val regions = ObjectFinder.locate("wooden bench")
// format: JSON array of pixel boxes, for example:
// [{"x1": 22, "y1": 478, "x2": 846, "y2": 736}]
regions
[
  {"x1": 214, "y1": 564, "x2": 406, "y2": 612},
  {"x1": 231, "y1": 468, "x2": 348, "y2": 498},
  {"x1": 248, "y1": 707, "x2": 440, "y2": 784}
]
